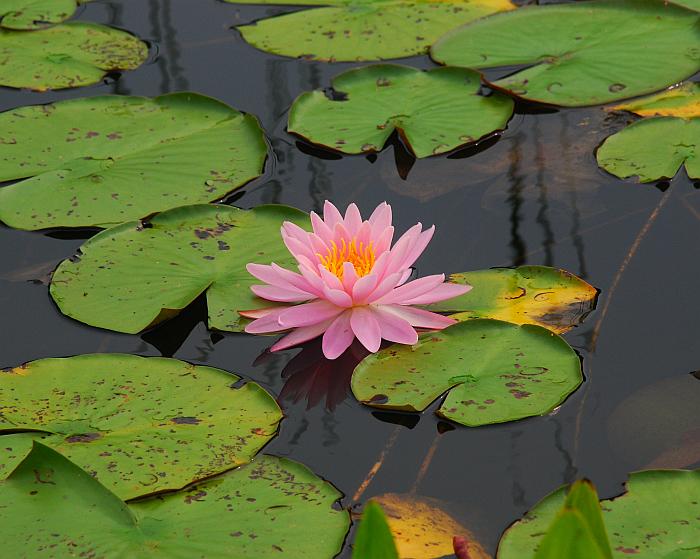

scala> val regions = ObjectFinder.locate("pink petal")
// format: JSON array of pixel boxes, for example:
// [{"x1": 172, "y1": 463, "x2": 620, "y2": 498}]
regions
[
  {"x1": 379, "y1": 305, "x2": 456, "y2": 330},
  {"x1": 322, "y1": 311, "x2": 355, "y2": 359},
  {"x1": 399, "y1": 225, "x2": 434, "y2": 270},
  {"x1": 354, "y1": 220, "x2": 372, "y2": 247},
  {"x1": 402, "y1": 282, "x2": 472, "y2": 305},
  {"x1": 374, "y1": 274, "x2": 445, "y2": 305},
  {"x1": 318, "y1": 265, "x2": 343, "y2": 291},
  {"x1": 323, "y1": 200, "x2": 343, "y2": 229},
  {"x1": 298, "y1": 261, "x2": 326, "y2": 291},
  {"x1": 373, "y1": 306, "x2": 419, "y2": 345},
  {"x1": 332, "y1": 222, "x2": 352, "y2": 247},
  {"x1": 278, "y1": 300, "x2": 344, "y2": 328},
  {"x1": 322, "y1": 286, "x2": 353, "y2": 307},
  {"x1": 271, "y1": 263, "x2": 320, "y2": 295},
  {"x1": 369, "y1": 202, "x2": 392, "y2": 233},
  {"x1": 251, "y1": 284, "x2": 313, "y2": 303},
  {"x1": 270, "y1": 318, "x2": 334, "y2": 352},
  {"x1": 350, "y1": 307, "x2": 382, "y2": 353},
  {"x1": 239, "y1": 306, "x2": 289, "y2": 319},
  {"x1": 398, "y1": 268, "x2": 412, "y2": 286},
  {"x1": 373, "y1": 226, "x2": 394, "y2": 255},
  {"x1": 352, "y1": 273, "x2": 379, "y2": 303},
  {"x1": 343, "y1": 203, "x2": 362, "y2": 236},
  {"x1": 245, "y1": 307, "x2": 288, "y2": 334},
  {"x1": 365, "y1": 271, "x2": 405, "y2": 303},
  {"x1": 310, "y1": 211, "x2": 333, "y2": 241},
  {"x1": 282, "y1": 234, "x2": 316, "y2": 263},
  {"x1": 384, "y1": 223, "x2": 422, "y2": 277},
  {"x1": 341, "y1": 261, "x2": 359, "y2": 293},
  {"x1": 246, "y1": 263, "x2": 316, "y2": 296}
]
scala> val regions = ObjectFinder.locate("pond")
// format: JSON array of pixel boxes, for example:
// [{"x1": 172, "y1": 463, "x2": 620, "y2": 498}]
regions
[{"x1": 0, "y1": 0, "x2": 699, "y2": 557}]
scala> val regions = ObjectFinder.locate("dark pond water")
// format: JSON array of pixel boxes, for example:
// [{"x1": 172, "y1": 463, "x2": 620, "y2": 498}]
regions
[{"x1": 1, "y1": 1, "x2": 699, "y2": 555}]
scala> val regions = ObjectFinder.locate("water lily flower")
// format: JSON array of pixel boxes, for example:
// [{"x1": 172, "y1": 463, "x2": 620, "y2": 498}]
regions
[{"x1": 241, "y1": 201, "x2": 471, "y2": 359}]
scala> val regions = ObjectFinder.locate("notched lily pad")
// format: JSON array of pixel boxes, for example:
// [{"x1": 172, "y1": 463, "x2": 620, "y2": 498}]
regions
[
  {"x1": 0, "y1": 21, "x2": 147, "y2": 90},
  {"x1": 424, "y1": 266, "x2": 597, "y2": 334},
  {"x1": 0, "y1": 353, "x2": 282, "y2": 499},
  {"x1": 289, "y1": 65, "x2": 514, "y2": 158},
  {"x1": 226, "y1": 0, "x2": 514, "y2": 62},
  {"x1": 610, "y1": 82, "x2": 700, "y2": 118},
  {"x1": 50, "y1": 204, "x2": 310, "y2": 334},
  {"x1": 498, "y1": 469, "x2": 700, "y2": 558},
  {"x1": 596, "y1": 117, "x2": 700, "y2": 182},
  {"x1": 0, "y1": 0, "x2": 83, "y2": 30},
  {"x1": 431, "y1": 0, "x2": 700, "y2": 107},
  {"x1": 352, "y1": 319, "x2": 583, "y2": 427},
  {"x1": 1, "y1": 443, "x2": 350, "y2": 558},
  {"x1": 0, "y1": 93, "x2": 268, "y2": 230}
]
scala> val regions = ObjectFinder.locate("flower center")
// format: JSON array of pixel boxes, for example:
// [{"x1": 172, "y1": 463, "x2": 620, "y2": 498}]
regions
[{"x1": 318, "y1": 238, "x2": 375, "y2": 279}]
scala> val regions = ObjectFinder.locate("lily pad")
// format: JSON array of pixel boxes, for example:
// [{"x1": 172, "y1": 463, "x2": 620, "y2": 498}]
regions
[
  {"x1": 596, "y1": 117, "x2": 700, "y2": 182},
  {"x1": 0, "y1": 21, "x2": 147, "y2": 91},
  {"x1": 351, "y1": 319, "x2": 582, "y2": 427},
  {"x1": 288, "y1": 65, "x2": 514, "y2": 158},
  {"x1": 226, "y1": 0, "x2": 514, "y2": 62},
  {"x1": 0, "y1": 0, "x2": 83, "y2": 30},
  {"x1": 1, "y1": 442, "x2": 350, "y2": 558},
  {"x1": 50, "y1": 204, "x2": 310, "y2": 334},
  {"x1": 498, "y1": 470, "x2": 700, "y2": 558},
  {"x1": 610, "y1": 82, "x2": 700, "y2": 118},
  {"x1": 423, "y1": 266, "x2": 597, "y2": 334},
  {"x1": 0, "y1": 93, "x2": 268, "y2": 230},
  {"x1": 431, "y1": 0, "x2": 700, "y2": 107},
  {"x1": 0, "y1": 353, "x2": 282, "y2": 500}
]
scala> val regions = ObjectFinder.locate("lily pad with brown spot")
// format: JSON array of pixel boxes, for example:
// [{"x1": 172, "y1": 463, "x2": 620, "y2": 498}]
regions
[
  {"x1": 0, "y1": 353, "x2": 282, "y2": 500},
  {"x1": 431, "y1": 0, "x2": 700, "y2": 107},
  {"x1": 0, "y1": 21, "x2": 147, "y2": 91},
  {"x1": 289, "y1": 64, "x2": 514, "y2": 158},
  {"x1": 50, "y1": 204, "x2": 310, "y2": 333},
  {"x1": 610, "y1": 82, "x2": 700, "y2": 118},
  {"x1": 498, "y1": 470, "x2": 700, "y2": 558},
  {"x1": 352, "y1": 319, "x2": 582, "y2": 427},
  {"x1": 423, "y1": 266, "x2": 597, "y2": 334},
  {"x1": 0, "y1": 93, "x2": 268, "y2": 230},
  {"x1": 0, "y1": 0, "x2": 85, "y2": 30},
  {"x1": 1, "y1": 442, "x2": 350, "y2": 558},
  {"x1": 225, "y1": 0, "x2": 514, "y2": 62}
]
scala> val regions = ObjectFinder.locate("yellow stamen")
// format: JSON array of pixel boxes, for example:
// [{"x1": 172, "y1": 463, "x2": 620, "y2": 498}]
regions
[{"x1": 317, "y1": 238, "x2": 375, "y2": 279}]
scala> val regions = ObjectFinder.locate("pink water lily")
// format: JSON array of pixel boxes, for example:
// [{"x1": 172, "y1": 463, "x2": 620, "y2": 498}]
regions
[{"x1": 241, "y1": 201, "x2": 471, "y2": 359}]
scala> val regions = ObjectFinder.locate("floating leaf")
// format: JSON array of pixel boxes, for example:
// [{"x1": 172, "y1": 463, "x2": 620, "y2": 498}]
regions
[
  {"x1": 0, "y1": 94, "x2": 268, "y2": 230},
  {"x1": 0, "y1": 353, "x2": 282, "y2": 499},
  {"x1": 50, "y1": 204, "x2": 309, "y2": 334},
  {"x1": 0, "y1": 21, "x2": 147, "y2": 91},
  {"x1": 596, "y1": 117, "x2": 700, "y2": 182},
  {"x1": 0, "y1": 433, "x2": 38, "y2": 479},
  {"x1": 0, "y1": 0, "x2": 81, "y2": 30},
  {"x1": 372, "y1": 493, "x2": 489, "y2": 559},
  {"x1": 608, "y1": 374, "x2": 700, "y2": 469},
  {"x1": 610, "y1": 82, "x2": 700, "y2": 118},
  {"x1": 534, "y1": 481, "x2": 613, "y2": 559},
  {"x1": 352, "y1": 319, "x2": 582, "y2": 427},
  {"x1": 353, "y1": 501, "x2": 399, "y2": 559},
  {"x1": 289, "y1": 65, "x2": 513, "y2": 158},
  {"x1": 1, "y1": 442, "x2": 350, "y2": 558},
  {"x1": 424, "y1": 266, "x2": 597, "y2": 334},
  {"x1": 498, "y1": 470, "x2": 700, "y2": 558},
  {"x1": 431, "y1": 0, "x2": 700, "y2": 107},
  {"x1": 673, "y1": 0, "x2": 700, "y2": 10},
  {"x1": 225, "y1": 0, "x2": 514, "y2": 62}
]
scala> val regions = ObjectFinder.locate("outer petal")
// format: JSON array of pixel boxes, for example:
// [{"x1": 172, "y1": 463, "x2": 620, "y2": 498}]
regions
[
  {"x1": 247, "y1": 263, "x2": 316, "y2": 296},
  {"x1": 402, "y1": 282, "x2": 472, "y2": 305},
  {"x1": 343, "y1": 203, "x2": 362, "y2": 236},
  {"x1": 365, "y1": 271, "x2": 405, "y2": 303},
  {"x1": 369, "y1": 202, "x2": 392, "y2": 232},
  {"x1": 278, "y1": 299, "x2": 344, "y2": 328},
  {"x1": 239, "y1": 306, "x2": 289, "y2": 320},
  {"x1": 373, "y1": 274, "x2": 445, "y2": 305},
  {"x1": 323, "y1": 200, "x2": 344, "y2": 229},
  {"x1": 245, "y1": 307, "x2": 288, "y2": 334},
  {"x1": 373, "y1": 306, "x2": 419, "y2": 345},
  {"x1": 399, "y1": 225, "x2": 434, "y2": 270},
  {"x1": 384, "y1": 223, "x2": 422, "y2": 277},
  {"x1": 379, "y1": 305, "x2": 456, "y2": 330},
  {"x1": 251, "y1": 284, "x2": 313, "y2": 303},
  {"x1": 322, "y1": 310, "x2": 355, "y2": 359},
  {"x1": 282, "y1": 234, "x2": 316, "y2": 263},
  {"x1": 322, "y1": 286, "x2": 353, "y2": 308},
  {"x1": 350, "y1": 307, "x2": 382, "y2": 353},
  {"x1": 270, "y1": 318, "x2": 334, "y2": 352},
  {"x1": 310, "y1": 211, "x2": 334, "y2": 241},
  {"x1": 351, "y1": 273, "x2": 379, "y2": 304},
  {"x1": 373, "y1": 226, "x2": 394, "y2": 255}
]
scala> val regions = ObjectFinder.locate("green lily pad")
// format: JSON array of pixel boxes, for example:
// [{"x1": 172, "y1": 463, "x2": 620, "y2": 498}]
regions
[
  {"x1": 1, "y1": 442, "x2": 350, "y2": 558},
  {"x1": 0, "y1": 93, "x2": 268, "y2": 230},
  {"x1": 226, "y1": 0, "x2": 514, "y2": 62},
  {"x1": 351, "y1": 319, "x2": 582, "y2": 427},
  {"x1": 0, "y1": 353, "x2": 282, "y2": 500},
  {"x1": 596, "y1": 117, "x2": 700, "y2": 182},
  {"x1": 610, "y1": 82, "x2": 700, "y2": 118},
  {"x1": 288, "y1": 65, "x2": 514, "y2": 158},
  {"x1": 0, "y1": 0, "x2": 83, "y2": 30},
  {"x1": 423, "y1": 266, "x2": 597, "y2": 334},
  {"x1": 50, "y1": 204, "x2": 310, "y2": 334},
  {"x1": 353, "y1": 501, "x2": 399, "y2": 559},
  {"x1": 0, "y1": 21, "x2": 147, "y2": 91},
  {"x1": 431, "y1": 0, "x2": 700, "y2": 107},
  {"x1": 498, "y1": 470, "x2": 700, "y2": 558},
  {"x1": 0, "y1": 433, "x2": 40, "y2": 479}
]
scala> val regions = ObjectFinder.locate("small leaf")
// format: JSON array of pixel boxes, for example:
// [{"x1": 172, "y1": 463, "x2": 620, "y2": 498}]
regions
[
  {"x1": 289, "y1": 64, "x2": 513, "y2": 158},
  {"x1": 353, "y1": 501, "x2": 399, "y2": 559},
  {"x1": 0, "y1": 0, "x2": 78, "y2": 30}
]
